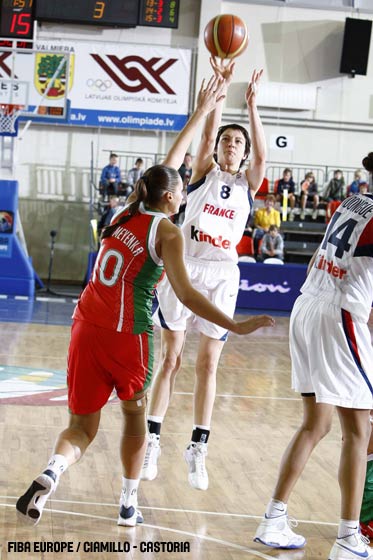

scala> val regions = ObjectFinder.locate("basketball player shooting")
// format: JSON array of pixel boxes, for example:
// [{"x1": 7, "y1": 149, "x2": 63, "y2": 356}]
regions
[{"x1": 142, "y1": 23, "x2": 267, "y2": 492}]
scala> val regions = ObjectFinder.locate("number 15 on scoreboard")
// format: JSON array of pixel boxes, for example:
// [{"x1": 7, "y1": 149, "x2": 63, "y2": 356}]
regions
[{"x1": 0, "y1": 0, "x2": 34, "y2": 40}]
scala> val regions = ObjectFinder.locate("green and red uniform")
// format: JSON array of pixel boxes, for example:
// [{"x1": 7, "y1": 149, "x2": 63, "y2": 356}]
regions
[{"x1": 68, "y1": 205, "x2": 166, "y2": 414}]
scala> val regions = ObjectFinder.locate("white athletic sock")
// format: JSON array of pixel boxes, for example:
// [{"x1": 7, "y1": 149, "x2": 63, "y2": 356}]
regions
[
  {"x1": 45, "y1": 454, "x2": 68, "y2": 480},
  {"x1": 148, "y1": 415, "x2": 164, "y2": 423},
  {"x1": 121, "y1": 477, "x2": 140, "y2": 508},
  {"x1": 265, "y1": 498, "x2": 288, "y2": 518},
  {"x1": 193, "y1": 424, "x2": 210, "y2": 431},
  {"x1": 338, "y1": 519, "x2": 359, "y2": 539}
]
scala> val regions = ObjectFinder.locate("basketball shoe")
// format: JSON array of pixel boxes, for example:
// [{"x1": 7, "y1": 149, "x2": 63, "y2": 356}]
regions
[
  {"x1": 254, "y1": 514, "x2": 306, "y2": 549},
  {"x1": 328, "y1": 532, "x2": 373, "y2": 559},
  {"x1": 16, "y1": 470, "x2": 57, "y2": 525},
  {"x1": 184, "y1": 442, "x2": 208, "y2": 490},
  {"x1": 117, "y1": 491, "x2": 143, "y2": 527},
  {"x1": 141, "y1": 433, "x2": 161, "y2": 481}
]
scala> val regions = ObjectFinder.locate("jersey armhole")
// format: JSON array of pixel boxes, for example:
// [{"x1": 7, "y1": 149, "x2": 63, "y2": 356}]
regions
[{"x1": 148, "y1": 216, "x2": 164, "y2": 265}]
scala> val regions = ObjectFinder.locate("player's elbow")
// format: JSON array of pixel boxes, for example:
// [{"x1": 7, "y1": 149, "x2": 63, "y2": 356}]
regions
[{"x1": 175, "y1": 287, "x2": 195, "y2": 309}]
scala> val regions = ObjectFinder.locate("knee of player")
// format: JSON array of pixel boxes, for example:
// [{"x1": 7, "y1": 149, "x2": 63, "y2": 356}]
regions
[
  {"x1": 68, "y1": 416, "x2": 99, "y2": 445},
  {"x1": 301, "y1": 419, "x2": 332, "y2": 441},
  {"x1": 160, "y1": 351, "x2": 183, "y2": 376},
  {"x1": 195, "y1": 359, "x2": 218, "y2": 379},
  {"x1": 121, "y1": 396, "x2": 147, "y2": 437},
  {"x1": 343, "y1": 420, "x2": 372, "y2": 444}
]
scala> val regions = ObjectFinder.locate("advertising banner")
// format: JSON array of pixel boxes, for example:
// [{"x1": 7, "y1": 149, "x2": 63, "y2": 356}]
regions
[
  {"x1": 0, "y1": 41, "x2": 192, "y2": 131},
  {"x1": 237, "y1": 262, "x2": 307, "y2": 312}
]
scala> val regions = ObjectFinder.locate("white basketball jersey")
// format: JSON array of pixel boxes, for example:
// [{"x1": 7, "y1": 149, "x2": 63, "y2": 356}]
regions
[
  {"x1": 301, "y1": 193, "x2": 373, "y2": 321},
  {"x1": 181, "y1": 165, "x2": 253, "y2": 263}
]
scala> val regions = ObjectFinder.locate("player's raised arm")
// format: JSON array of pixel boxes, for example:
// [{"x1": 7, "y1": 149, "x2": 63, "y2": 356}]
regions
[
  {"x1": 191, "y1": 57, "x2": 235, "y2": 181},
  {"x1": 245, "y1": 69, "x2": 266, "y2": 196},
  {"x1": 163, "y1": 75, "x2": 225, "y2": 171}
]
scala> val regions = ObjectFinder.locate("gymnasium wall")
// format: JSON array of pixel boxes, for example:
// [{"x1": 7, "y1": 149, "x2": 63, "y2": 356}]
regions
[
  {"x1": 13, "y1": 0, "x2": 373, "y2": 281},
  {"x1": 201, "y1": 1, "x2": 373, "y2": 167}
]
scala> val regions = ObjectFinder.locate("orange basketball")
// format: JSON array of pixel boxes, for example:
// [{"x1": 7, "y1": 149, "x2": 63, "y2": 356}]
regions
[{"x1": 204, "y1": 14, "x2": 248, "y2": 59}]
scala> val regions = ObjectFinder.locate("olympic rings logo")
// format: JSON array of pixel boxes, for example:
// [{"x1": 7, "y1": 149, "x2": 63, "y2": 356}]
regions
[{"x1": 86, "y1": 79, "x2": 112, "y2": 91}]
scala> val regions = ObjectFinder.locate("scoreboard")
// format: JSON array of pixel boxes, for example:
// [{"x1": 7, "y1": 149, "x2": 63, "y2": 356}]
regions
[
  {"x1": 0, "y1": 0, "x2": 179, "y2": 40},
  {"x1": 0, "y1": 0, "x2": 34, "y2": 41}
]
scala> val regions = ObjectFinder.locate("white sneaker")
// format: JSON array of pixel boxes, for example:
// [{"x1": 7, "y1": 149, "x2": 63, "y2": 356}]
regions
[
  {"x1": 184, "y1": 442, "x2": 208, "y2": 490},
  {"x1": 329, "y1": 533, "x2": 373, "y2": 559},
  {"x1": 312, "y1": 209, "x2": 318, "y2": 220},
  {"x1": 254, "y1": 514, "x2": 306, "y2": 549},
  {"x1": 141, "y1": 433, "x2": 161, "y2": 481},
  {"x1": 289, "y1": 211, "x2": 295, "y2": 222},
  {"x1": 300, "y1": 211, "x2": 305, "y2": 220},
  {"x1": 117, "y1": 492, "x2": 143, "y2": 527},
  {"x1": 16, "y1": 471, "x2": 57, "y2": 525}
]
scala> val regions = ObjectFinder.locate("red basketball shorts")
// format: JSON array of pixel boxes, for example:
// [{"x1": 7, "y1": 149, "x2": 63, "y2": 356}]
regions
[{"x1": 67, "y1": 319, "x2": 153, "y2": 414}]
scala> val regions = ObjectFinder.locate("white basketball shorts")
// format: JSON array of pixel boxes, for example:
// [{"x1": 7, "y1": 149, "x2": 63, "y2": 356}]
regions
[
  {"x1": 290, "y1": 293, "x2": 373, "y2": 409},
  {"x1": 153, "y1": 256, "x2": 240, "y2": 340}
]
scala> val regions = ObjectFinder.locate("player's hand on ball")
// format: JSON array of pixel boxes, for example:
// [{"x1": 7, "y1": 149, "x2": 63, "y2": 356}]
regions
[
  {"x1": 246, "y1": 69, "x2": 263, "y2": 107},
  {"x1": 234, "y1": 314, "x2": 275, "y2": 335},
  {"x1": 209, "y1": 56, "x2": 236, "y2": 87}
]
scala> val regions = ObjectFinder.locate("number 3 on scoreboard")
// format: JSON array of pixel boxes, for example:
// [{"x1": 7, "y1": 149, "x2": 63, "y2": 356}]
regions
[{"x1": 93, "y1": 1, "x2": 105, "y2": 19}]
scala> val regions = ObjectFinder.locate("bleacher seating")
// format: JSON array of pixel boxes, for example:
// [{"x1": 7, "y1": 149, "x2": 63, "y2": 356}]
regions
[
  {"x1": 236, "y1": 235, "x2": 254, "y2": 256},
  {"x1": 281, "y1": 220, "x2": 326, "y2": 263},
  {"x1": 325, "y1": 200, "x2": 342, "y2": 223},
  {"x1": 255, "y1": 177, "x2": 270, "y2": 200}
]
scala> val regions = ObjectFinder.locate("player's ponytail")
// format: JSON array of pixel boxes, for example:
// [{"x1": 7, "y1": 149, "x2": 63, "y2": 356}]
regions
[{"x1": 101, "y1": 165, "x2": 180, "y2": 240}]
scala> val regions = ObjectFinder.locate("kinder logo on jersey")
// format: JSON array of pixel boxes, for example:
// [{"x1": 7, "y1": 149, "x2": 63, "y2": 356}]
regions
[
  {"x1": 203, "y1": 204, "x2": 236, "y2": 220},
  {"x1": 315, "y1": 255, "x2": 347, "y2": 279},
  {"x1": 91, "y1": 54, "x2": 177, "y2": 94},
  {"x1": 190, "y1": 225, "x2": 231, "y2": 249}
]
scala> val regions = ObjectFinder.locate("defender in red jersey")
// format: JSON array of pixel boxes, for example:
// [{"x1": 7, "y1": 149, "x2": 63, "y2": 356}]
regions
[{"x1": 16, "y1": 75, "x2": 274, "y2": 529}]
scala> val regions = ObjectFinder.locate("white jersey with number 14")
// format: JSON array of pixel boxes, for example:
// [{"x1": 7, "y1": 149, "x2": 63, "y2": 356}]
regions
[{"x1": 301, "y1": 193, "x2": 373, "y2": 322}]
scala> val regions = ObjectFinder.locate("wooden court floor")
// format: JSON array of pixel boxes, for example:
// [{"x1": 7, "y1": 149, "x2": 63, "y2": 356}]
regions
[{"x1": 0, "y1": 308, "x2": 349, "y2": 559}]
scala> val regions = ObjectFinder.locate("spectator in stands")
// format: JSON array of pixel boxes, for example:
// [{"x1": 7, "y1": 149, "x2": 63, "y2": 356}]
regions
[
  {"x1": 97, "y1": 195, "x2": 120, "y2": 237},
  {"x1": 300, "y1": 172, "x2": 319, "y2": 220},
  {"x1": 348, "y1": 169, "x2": 365, "y2": 196},
  {"x1": 275, "y1": 168, "x2": 297, "y2": 221},
  {"x1": 174, "y1": 153, "x2": 193, "y2": 226},
  {"x1": 127, "y1": 158, "x2": 145, "y2": 188},
  {"x1": 258, "y1": 225, "x2": 284, "y2": 262},
  {"x1": 100, "y1": 153, "x2": 121, "y2": 198},
  {"x1": 324, "y1": 169, "x2": 346, "y2": 202},
  {"x1": 359, "y1": 182, "x2": 369, "y2": 195},
  {"x1": 253, "y1": 194, "x2": 281, "y2": 256}
]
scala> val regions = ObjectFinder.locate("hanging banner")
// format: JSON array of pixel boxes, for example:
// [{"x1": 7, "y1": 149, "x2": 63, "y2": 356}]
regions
[{"x1": 0, "y1": 41, "x2": 192, "y2": 131}]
